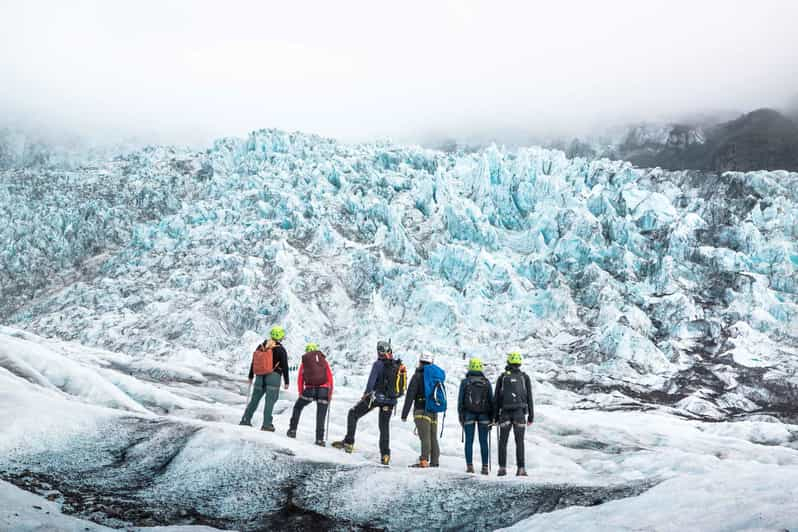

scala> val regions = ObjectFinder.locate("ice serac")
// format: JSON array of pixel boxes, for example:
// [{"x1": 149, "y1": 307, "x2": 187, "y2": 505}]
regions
[{"x1": 1, "y1": 128, "x2": 798, "y2": 422}]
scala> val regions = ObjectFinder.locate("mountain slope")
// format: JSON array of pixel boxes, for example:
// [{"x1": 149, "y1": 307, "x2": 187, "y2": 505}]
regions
[{"x1": 620, "y1": 109, "x2": 798, "y2": 172}]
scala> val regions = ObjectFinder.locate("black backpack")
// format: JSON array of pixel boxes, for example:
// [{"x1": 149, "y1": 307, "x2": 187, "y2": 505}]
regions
[
  {"x1": 500, "y1": 371, "x2": 527, "y2": 410},
  {"x1": 463, "y1": 376, "x2": 491, "y2": 414},
  {"x1": 377, "y1": 359, "x2": 406, "y2": 400}
]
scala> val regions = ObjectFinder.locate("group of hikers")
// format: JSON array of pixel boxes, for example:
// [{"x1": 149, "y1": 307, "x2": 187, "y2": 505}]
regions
[{"x1": 239, "y1": 326, "x2": 535, "y2": 477}]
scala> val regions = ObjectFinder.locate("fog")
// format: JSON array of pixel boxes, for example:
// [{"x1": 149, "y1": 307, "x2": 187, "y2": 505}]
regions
[{"x1": 2, "y1": 0, "x2": 798, "y2": 147}]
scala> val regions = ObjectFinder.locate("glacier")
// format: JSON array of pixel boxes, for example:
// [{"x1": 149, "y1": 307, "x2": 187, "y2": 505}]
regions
[{"x1": 1, "y1": 128, "x2": 798, "y2": 530}]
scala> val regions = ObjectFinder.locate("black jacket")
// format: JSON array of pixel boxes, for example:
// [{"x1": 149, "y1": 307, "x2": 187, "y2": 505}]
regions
[
  {"x1": 248, "y1": 341, "x2": 290, "y2": 386},
  {"x1": 493, "y1": 365, "x2": 534, "y2": 422},
  {"x1": 401, "y1": 365, "x2": 428, "y2": 419},
  {"x1": 457, "y1": 370, "x2": 494, "y2": 419}
]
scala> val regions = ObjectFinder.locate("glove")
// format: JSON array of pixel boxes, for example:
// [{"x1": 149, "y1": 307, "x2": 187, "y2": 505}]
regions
[
  {"x1": 401, "y1": 416, "x2": 407, "y2": 422},
  {"x1": 459, "y1": 416, "x2": 464, "y2": 426},
  {"x1": 527, "y1": 417, "x2": 534, "y2": 426}
]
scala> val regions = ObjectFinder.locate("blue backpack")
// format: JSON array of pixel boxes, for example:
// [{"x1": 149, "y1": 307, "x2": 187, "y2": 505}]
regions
[{"x1": 423, "y1": 364, "x2": 447, "y2": 414}]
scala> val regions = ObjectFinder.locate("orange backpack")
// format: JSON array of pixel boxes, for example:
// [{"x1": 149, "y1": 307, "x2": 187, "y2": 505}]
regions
[{"x1": 253, "y1": 345, "x2": 278, "y2": 376}]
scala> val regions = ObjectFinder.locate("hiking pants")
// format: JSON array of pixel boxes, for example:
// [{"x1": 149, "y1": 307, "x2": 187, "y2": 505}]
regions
[
  {"x1": 241, "y1": 372, "x2": 282, "y2": 429},
  {"x1": 344, "y1": 396, "x2": 393, "y2": 457},
  {"x1": 289, "y1": 387, "x2": 330, "y2": 441},
  {"x1": 464, "y1": 412, "x2": 491, "y2": 466},
  {"x1": 413, "y1": 409, "x2": 440, "y2": 465},
  {"x1": 498, "y1": 409, "x2": 526, "y2": 468}
]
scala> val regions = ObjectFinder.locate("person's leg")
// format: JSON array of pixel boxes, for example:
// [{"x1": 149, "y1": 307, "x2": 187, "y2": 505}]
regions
[
  {"x1": 378, "y1": 405, "x2": 392, "y2": 458},
  {"x1": 240, "y1": 376, "x2": 266, "y2": 424},
  {"x1": 478, "y1": 422, "x2": 490, "y2": 466},
  {"x1": 498, "y1": 419, "x2": 511, "y2": 468},
  {"x1": 430, "y1": 412, "x2": 440, "y2": 466},
  {"x1": 315, "y1": 391, "x2": 330, "y2": 442},
  {"x1": 464, "y1": 421, "x2": 476, "y2": 465},
  {"x1": 414, "y1": 410, "x2": 431, "y2": 462},
  {"x1": 513, "y1": 420, "x2": 526, "y2": 468},
  {"x1": 288, "y1": 395, "x2": 311, "y2": 433},
  {"x1": 344, "y1": 397, "x2": 372, "y2": 444},
  {"x1": 261, "y1": 372, "x2": 282, "y2": 429}
]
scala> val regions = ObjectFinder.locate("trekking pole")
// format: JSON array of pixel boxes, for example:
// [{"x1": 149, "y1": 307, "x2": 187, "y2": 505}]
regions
[
  {"x1": 488, "y1": 425, "x2": 492, "y2": 473},
  {"x1": 326, "y1": 398, "x2": 332, "y2": 442}
]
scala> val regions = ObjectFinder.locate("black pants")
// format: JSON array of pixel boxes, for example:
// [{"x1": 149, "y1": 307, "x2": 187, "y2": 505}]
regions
[
  {"x1": 289, "y1": 387, "x2": 330, "y2": 441},
  {"x1": 344, "y1": 396, "x2": 393, "y2": 457},
  {"x1": 498, "y1": 409, "x2": 526, "y2": 468}
]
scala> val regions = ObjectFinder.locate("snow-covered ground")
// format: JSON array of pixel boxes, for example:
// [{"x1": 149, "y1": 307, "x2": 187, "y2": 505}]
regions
[
  {"x1": 2, "y1": 129, "x2": 798, "y2": 530},
  {"x1": 1, "y1": 327, "x2": 797, "y2": 530}
]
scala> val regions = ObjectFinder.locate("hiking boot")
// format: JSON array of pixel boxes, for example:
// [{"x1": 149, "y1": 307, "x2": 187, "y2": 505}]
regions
[
  {"x1": 466, "y1": 464, "x2": 475, "y2": 474},
  {"x1": 497, "y1": 467, "x2": 507, "y2": 477},
  {"x1": 481, "y1": 465, "x2": 489, "y2": 475},
  {"x1": 332, "y1": 441, "x2": 354, "y2": 453},
  {"x1": 239, "y1": 421, "x2": 252, "y2": 426},
  {"x1": 409, "y1": 459, "x2": 429, "y2": 468},
  {"x1": 516, "y1": 467, "x2": 528, "y2": 477},
  {"x1": 286, "y1": 429, "x2": 297, "y2": 438},
  {"x1": 381, "y1": 454, "x2": 391, "y2": 466},
  {"x1": 261, "y1": 425, "x2": 276, "y2": 432},
  {"x1": 315, "y1": 440, "x2": 326, "y2": 447}
]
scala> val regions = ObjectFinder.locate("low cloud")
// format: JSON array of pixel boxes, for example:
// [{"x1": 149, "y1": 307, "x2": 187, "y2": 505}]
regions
[{"x1": 2, "y1": 1, "x2": 797, "y2": 147}]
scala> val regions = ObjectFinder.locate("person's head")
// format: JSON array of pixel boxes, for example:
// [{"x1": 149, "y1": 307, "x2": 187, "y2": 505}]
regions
[
  {"x1": 377, "y1": 340, "x2": 392, "y2": 359},
  {"x1": 270, "y1": 325, "x2": 285, "y2": 342},
  {"x1": 468, "y1": 357, "x2": 484, "y2": 372},
  {"x1": 419, "y1": 351, "x2": 434, "y2": 366},
  {"x1": 305, "y1": 342, "x2": 319, "y2": 353},
  {"x1": 507, "y1": 351, "x2": 522, "y2": 366}
]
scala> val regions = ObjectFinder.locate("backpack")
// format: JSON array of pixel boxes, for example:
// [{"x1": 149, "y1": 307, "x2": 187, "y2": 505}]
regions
[
  {"x1": 423, "y1": 364, "x2": 447, "y2": 414},
  {"x1": 302, "y1": 351, "x2": 328, "y2": 386},
  {"x1": 500, "y1": 371, "x2": 527, "y2": 410},
  {"x1": 376, "y1": 359, "x2": 407, "y2": 400},
  {"x1": 252, "y1": 345, "x2": 277, "y2": 376},
  {"x1": 463, "y1": 375, "x2": 491, "y2": 414}
]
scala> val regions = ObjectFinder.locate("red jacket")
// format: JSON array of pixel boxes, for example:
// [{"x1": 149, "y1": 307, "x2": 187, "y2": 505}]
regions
[{"x1": 297, "y1": 359, "x2": 334, "y2": 399}]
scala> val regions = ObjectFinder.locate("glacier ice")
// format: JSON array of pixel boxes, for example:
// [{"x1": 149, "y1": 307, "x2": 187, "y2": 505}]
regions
[{"x1": 2, "y1": 128, "x2": 798, "y2": 423}]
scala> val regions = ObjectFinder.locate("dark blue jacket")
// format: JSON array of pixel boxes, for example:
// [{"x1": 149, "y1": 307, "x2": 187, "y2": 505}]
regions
[
  {"x1": 458, "y1": 370, "x2": 494, "y2": 419},
  {"x1": 365, "y1": 357, "x2": 398, "y2": 406}
]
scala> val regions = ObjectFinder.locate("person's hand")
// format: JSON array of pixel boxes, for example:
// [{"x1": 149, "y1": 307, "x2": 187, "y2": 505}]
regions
[
  {"x1": 247, "y1": 378, "x2": 253, "y2": 385},
  {"x1": 401, "y1": 417, "x2": 407, "y2": 422},
  {"x1": 527, "y1": 419, "x2": 534, "y2": 426},
  {"x1": 283, "y1": 383, "x2": 289, "y2": 390}
]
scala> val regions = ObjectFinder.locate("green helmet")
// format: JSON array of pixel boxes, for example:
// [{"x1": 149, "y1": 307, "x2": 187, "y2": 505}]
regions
[
  {"x1": 270, "y1": 325, "x2": 286, "y2": 341},
  {"x1": 507, "y1": 351, "x2": 522, "y2": 365},
  {"x1": 305, "y1": 342, "x2": 319, "y2": 353},
  {"x1": 468, "y1": 357, "x2": 484, "y2": 372}
]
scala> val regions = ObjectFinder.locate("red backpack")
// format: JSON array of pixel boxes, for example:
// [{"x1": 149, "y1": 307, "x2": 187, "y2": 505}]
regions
[
  {"x1": 302, "y1": 351, "x2": 328, "y2": 386},
  {"x1": 252, "y1": 345, "x2": 278, "y2": 376}
]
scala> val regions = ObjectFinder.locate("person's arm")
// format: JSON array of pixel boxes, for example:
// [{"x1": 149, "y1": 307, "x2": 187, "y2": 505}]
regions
[
  {"x1": 326, "y1": 361, "x2": 333, "y2": 400},
  {"x1": 364, "y1": 361, "x2": 380, "y2": 396},
  {"x1": 297, "y1": 362, "x2": 304, "y2": 396},
  {"x1": 278, "y1": 346, "x2": 289, "y2": 387},
  {"x1": 493, "y1": 375, "x2": 503, "y2": 422},
  {"x1": 401, "y1": 374, "x2": 418, "y2": 420},
  {"x1": 457, "y1": 379, "x2": 465, "y2": 422},
  {"x1": 487, "y1": 377, "x2": 495, "y2": 417},
  {"x1": 525, "y1": 373, "x2": 534, "y2": 423},
  {"x1": 248, "y1": 360, "x2": 254, "y2": 381}
]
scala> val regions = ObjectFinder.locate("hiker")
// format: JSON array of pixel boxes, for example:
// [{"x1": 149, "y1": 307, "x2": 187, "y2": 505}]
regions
[
  {"x1": 458, "y1": 357, "x2": 494, "y2": 475},
  {"x1": 333, "y1": 340, "x2": 407, "y2": 465},
  {"x1": 239, "y1": 325, "x2": 290, "y2": 432},
  {"x1": 287, "y1": 343, "x2": 333, "y2": 446},
  {"x1": 493, "y1": 351, "x2": 534, "y2": 477},
  {"x1": 401, "y1": 352, "x2": 443, "y2": 468}
]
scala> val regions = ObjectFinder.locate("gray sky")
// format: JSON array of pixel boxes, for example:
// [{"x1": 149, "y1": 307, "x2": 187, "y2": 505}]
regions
[{"x1": 2, "y1": 0, "x2": 797, "y2": 146}]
